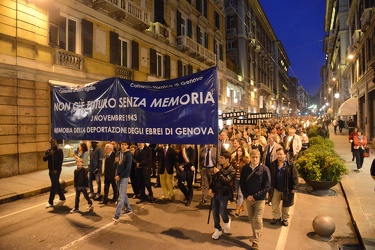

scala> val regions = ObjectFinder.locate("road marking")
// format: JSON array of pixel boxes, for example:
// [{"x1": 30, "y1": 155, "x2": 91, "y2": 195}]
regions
[
  {"x1": 274, "y1": 193, "x2": 296, "y2": 250},
  {"x1": 0, "y1": 192, "x2": 76, "y2": 220},
  {"x1": 60, "y1": 220, "x2": 116, "y2": 250}
]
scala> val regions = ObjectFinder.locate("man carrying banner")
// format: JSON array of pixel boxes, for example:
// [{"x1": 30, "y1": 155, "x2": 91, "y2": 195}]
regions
[
  {"x1": 176, "y1": 144, "x2": 196, "y2": 206},
  {"x1": 134, "y1": 143, "x2": 154, "y2": 204},
  {"x1": 89, "y1": 141, "x2": 104, "y2": 200}
]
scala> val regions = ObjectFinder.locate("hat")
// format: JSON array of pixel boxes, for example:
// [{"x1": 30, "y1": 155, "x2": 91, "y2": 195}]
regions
[
  {"x1": 240, "y1": 137, "x2": 247, "y2": 142},
  {"x1": 91, "y1": 140, "x2": 99, "y2": 144}
]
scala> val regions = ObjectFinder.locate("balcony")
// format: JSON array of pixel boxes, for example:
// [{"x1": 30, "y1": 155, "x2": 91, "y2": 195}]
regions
[
  {"x1": 218, "y1": 60, "x2": 225, "y2": 71},
  {"x1": 177, "y1": 35, "x2": 217, "y2": 65},
  {"x1": 361, "y1": 8, "x2": 372, "y2": 31},
  {"x1": 115, "y1": 65, "x2": 133, "y2": 80},
  {"x1": 149, "y1": 22, "x2": 169, "y2": 43},
  {"x1": 352, "y1": 30, "x2": 362, "y2": 46},
  {"x1": 89, "y1": 0, "x2": 150, "y2": 30},
  {"x1": 226, "y1": 28, "x2": 237, "y2": 37},
  {"x1": 54, "y1": 49, "x2": 83, "y2": 70}
]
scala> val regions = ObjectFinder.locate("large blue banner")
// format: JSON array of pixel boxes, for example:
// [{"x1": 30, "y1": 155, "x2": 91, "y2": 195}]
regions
[{"x1": 52, "y1": 67, "x2": 218, "y2": 144}]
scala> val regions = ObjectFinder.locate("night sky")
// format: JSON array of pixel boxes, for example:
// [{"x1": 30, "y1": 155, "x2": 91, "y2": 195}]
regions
[{"x1": 258, "y1": 0, "x2": 327, "y2": 97}]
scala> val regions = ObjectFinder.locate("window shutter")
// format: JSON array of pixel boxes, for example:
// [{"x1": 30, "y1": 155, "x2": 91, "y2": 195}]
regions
[
  {"x1": 132, "y1": 41, "x2": 139, "y2": 70},
  {"x1": 150, "y1": 48, "x2": 157, "y2": 75},
  {"x1": 110, "y1": 31, "x2": 120, "y2": 65},
  {"x1": 203, "y1": 0, "x2": 208, "y2": 18},
  {"x1": 187, "y1": 19, "x2": 192, "y2": 38},
  {"x1": 81, "y1": 19, "x2": 93, "y2": 57},
  {"x1": 49, "y1": 7, "x2": 60, "y2": 47},
  {"x1": 196, "y1": 0, "x2": 202, "y2": 13},
  {"x1": 188, "y1": 65, "x2": 193, "y2": 75},
  {"x1": 196, "y1": 26, "x2": 200, "y2": 43},
  {"x1": 178, "y1": 60, "x2": 182, "y2": 77},
  {"x1": 164, "y1": 55, "x2": 170, "y2": 78},
  {"x1": 177, "y1": 11, "x2": 181, "y2": 36}
]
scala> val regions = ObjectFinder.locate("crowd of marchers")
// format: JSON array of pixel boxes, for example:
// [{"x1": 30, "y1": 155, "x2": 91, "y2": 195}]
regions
[{"x1": 44, "y1": 116, "x2": 332, "y2": 250}]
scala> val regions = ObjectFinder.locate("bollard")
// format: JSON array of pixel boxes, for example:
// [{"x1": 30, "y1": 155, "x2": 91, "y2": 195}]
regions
[{"x1": 312, "y1": 215, "x2": 335, "y2": 237}]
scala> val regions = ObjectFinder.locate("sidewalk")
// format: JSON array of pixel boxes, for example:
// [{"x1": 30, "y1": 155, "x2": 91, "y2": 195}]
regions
[
  {"x1": 0, "y1": 127, "x2": 374, "y2": 249},
  {"x1": 330, "y1": 127, "x2": 375, "y2": 250}
]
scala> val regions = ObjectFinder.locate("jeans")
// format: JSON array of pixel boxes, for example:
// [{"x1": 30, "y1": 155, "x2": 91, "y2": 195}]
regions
[
  {"x1": 74, "y1": 187, "x2": 92, "y2": 209},
  {"x1": 115, "y1": 177, "x2": 132, "y2": 218},
  {"x1": 212, "y1": 195, "x2": 230, "y2": 231},
  {"x1": 234, "y1": 178, "x2": 244, "y2": 206},
  {"x1": 48, "y1": 170, "x2": 65, "y2": 205},
  {"x1": 245, "y1": 199, "x2": 266, "y2": 244},
  {"x1": 89, "y1": 171, "x2": 101, "y2": 195}
]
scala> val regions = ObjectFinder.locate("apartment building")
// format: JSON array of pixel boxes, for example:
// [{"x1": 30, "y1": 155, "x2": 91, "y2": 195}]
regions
[
  {"x1": 324, "y1": 0, "x2": 375, "y2": 139},
  {"x1": 0, "y1": 0, "x2": 295, "y2": 177}
]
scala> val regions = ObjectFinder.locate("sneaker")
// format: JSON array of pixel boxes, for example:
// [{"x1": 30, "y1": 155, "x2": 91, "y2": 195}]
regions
[
  {"x1": 252, "y1": 242, "x2": 259, "y2": 249},
  {"x1": 223, "y1": 218, "x2": 231, "y2": 233},
  {"x1": 45, "y1": 203, "x2": 53, "y2": 208},
  {"x1": 268, "y1": 201, "x2": 272, "y2": 206},
  {"x1": 270, "y1": 218, "x2": 281, "y2": 225},
  {"x1": 88, "y1": 204, "x2": 94, "y2": 211},
  {"x1": 54, "y1": 200, "x2": 66, "y2": 206},
  {"x1": 199, "y1": 199, "x2": 207, "y2": 205},
  {"x1": 359, "y1": 168, "x2": 363, "y2": 171},
  {"x1": 281, "y1": 219, "x2": 289, "y2": 226},
  {"x1": 112, "y1": 216, "x2": 119, "y2": 223},
  {"x1": 212, "y1": 229, "x2": 222, "y2": 240},
  {"x1": 124, "y1": 210, "x2": 133, "y2": 215},
  {"x1": 70, "y1": 208, "x2": 79, "y2": 213}
]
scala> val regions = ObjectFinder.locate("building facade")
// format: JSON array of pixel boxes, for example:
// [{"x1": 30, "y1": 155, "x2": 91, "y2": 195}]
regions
[
  {"x1": 324, "y1": 0, "x2": 375, "y2": 139},
  {"x1": 0, "y1": 0, "x2": 297, "y2": 177}
]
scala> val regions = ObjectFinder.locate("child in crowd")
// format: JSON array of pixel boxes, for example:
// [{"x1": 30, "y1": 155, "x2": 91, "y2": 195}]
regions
[{"x1": 70, "y1": 158, "x2": 93, "y2": 213}]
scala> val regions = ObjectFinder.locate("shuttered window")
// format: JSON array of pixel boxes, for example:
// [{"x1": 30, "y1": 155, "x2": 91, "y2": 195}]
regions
[{"x1": 81, "y1": 19, "x2": 93, "y2": 57}]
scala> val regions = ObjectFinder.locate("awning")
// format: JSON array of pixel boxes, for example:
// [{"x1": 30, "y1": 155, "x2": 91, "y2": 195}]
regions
[{"x1": 337, "y1": 97, "x2": 358, "y2": 116}]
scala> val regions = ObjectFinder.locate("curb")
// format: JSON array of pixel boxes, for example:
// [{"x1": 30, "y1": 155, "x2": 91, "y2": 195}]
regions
[{"x1": 0, "y1": 180, "x2": 74, "y2": 205}]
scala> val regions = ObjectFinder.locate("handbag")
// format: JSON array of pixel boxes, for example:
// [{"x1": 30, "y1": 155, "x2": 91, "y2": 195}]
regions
[{"x1": 363, "y1": 147, "x2": 370, "y2": 157}]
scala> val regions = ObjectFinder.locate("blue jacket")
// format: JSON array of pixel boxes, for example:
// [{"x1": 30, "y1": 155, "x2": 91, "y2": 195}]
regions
[{"x1": 116, "y1": 150, "x2": 132, "y2": 178}]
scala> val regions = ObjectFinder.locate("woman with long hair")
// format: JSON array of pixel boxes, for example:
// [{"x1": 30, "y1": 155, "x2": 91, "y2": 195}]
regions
[
  {"x1": 231, "y1": 146, "x2": 250, "y2": 216},
  {"x1": 73, "y1": 142, "x2": 89, "y2": 168}
]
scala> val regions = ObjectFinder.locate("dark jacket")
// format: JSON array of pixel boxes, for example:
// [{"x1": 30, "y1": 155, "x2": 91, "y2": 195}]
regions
[
  {"x1": 157, "y1": 146, "x2": 176, "y2": 175},
  {"x1": 240, "y1": 163, "x2": 270, "y2": 201},
  {"x1": 269, "y1": 159, "x2": 299, "y2": 207},
  {"x1": 371, "y1": 159, "x2": 375, "y2": 177},
  {"x1": 43, "y1": 146, "x2": 64, "y2": 172},
  {"x1": 74, "y1": 167, "x2": 89, "y2": 188},
  {"x1": 134, "y1": 146, "x2": 152, "y2": 169},
  {"x1": 89, "y1": 146, "x2": 103, "y2": 173},
  {"x1": 104, "y1": 151, "x2": 116, "y2": 179},
  {"x1": 176, "y1": 146, "x2": 196, "y2": 178},
  {"x1": 116, "y1": 150, "x2": 132, "y2": 178},
  {"x1": 209, "y1": 165, "x2": 236, "y2": 197}
]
